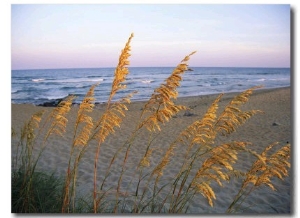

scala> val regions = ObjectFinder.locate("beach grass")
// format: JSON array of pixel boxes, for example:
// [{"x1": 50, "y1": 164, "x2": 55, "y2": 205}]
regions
[{"x1": 11, "y1": 33, "x2": 291, "y2": 214}]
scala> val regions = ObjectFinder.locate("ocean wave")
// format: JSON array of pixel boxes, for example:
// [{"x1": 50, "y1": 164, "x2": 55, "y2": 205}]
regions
[
  {"x1": 269, "y1": 78, "x2": 290, "y2": 81},
  {"x1": 75, "y1": 84, "x2": 94, "y2": 88},
  {"x1": 11, "y1": 89, "x2": 20, "y2": 94},
  {"x1": 32, "y1": 78, "x2": 45, "y2": 82},
  {"x1": 11, "y1": 67, "x2": 290, "y2": 104},
  {"x1": 141, "y1": 80, "x2": 154, "y2": 84},
  {"x1": 11, "y1": 90, "x2": 23, "y2": 94},
  {"x1": 87, "y1": 75, "x2": 102, "y2": 78},
  {"x1": 35, "y1": 94, "x2": 75, "y2": 101},
  {"x1": 124, "y1": 79, "x2": 154, "y2": 85},
  {"x1": 257, "y1": 78, "x2": 266, "y2": 82},
  {"x1": 246, "y1": 78, "x2": 266, "y2": 82},
  {"x1": 13, "y1": 87, "x2": 40, "y2": 92},
  {"x1": 49, "y1": 78, "x2": 105, "y2": 83}
]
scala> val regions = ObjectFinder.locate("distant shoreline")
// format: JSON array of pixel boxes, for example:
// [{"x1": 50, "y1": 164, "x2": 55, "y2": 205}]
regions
[{"x1": 11, "y1": 86, "x2": 291, "y2": 107}]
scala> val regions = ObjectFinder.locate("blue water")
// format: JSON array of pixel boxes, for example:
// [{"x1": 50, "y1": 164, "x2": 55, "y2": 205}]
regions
[{"x1": 11, "y1": 67, "x2": 290, "y2": 105}]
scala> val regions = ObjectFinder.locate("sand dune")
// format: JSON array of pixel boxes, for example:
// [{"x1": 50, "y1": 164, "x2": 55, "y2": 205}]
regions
[{"x1": 11, "y1": 87, "x2": 291, "y2": 213}]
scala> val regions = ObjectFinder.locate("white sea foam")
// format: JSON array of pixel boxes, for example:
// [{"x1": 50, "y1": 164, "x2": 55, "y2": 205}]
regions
[
  {"x1": 269, "y1": 78, "x2": 290, "y2": 81},
  {"x1": 46, "y1": 95, "x2": 68, "y2": 100},
  {"x1": 55, "y1": 78, "x2": 104, "y2": 83},
  {"x1": 32, "y1": 78, "x2": 45, "y2": 82},
  {"x1": 141, "y1": 80, "x2": 154, "y2": 84},
  {"x1": 257, "y1": 78, "x2": 266, "y2": 81}
]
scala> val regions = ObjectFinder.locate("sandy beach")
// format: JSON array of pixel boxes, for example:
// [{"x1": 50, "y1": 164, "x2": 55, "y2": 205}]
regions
[{"x1": 11, "y1": 86, "x2": 291, "y2": 214}]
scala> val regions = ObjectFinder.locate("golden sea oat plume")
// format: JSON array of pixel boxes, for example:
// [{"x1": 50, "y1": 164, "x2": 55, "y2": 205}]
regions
[
  {"x1": 191, "y1": 141, "x2": 249, "y2": 207},
  {"x1": 110, "y1": 33, "x2": 134, "y2": 101},
  {"x1": 242, "y1": 142, "x2": 290, "y2": 191},
  {"x1": 216, "y1": 86, "x2": 263, "y2": 136},
  {"x1": 95, "y1": 92, "x2": 136, "y2": 144},
  {"x1": 141, "y1": 51, "x2": 197, "y2": 132},
  {"x1": 179, "y1": 93, "x2": 223, "y2": 151},
  {"x1": 94, "y1": 34, "x2": 135, "y2": 144},
  {"x1": 46, "y1": 95, "x2": 75, "y2": 138},
  {"x1": 21, "y1": 110, "x2": 45, "y2": 140},
  {"x1": 152, "y1": 142, "x2": 177, "y2": 177},
  {"x1": 74, "y1": 84, "x2": 98, "y2": 146}
]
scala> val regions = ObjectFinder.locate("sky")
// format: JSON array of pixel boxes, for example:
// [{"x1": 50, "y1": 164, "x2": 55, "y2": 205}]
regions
[{"x1": 11, "y1": 4, "x2": 290, "y2": 69}]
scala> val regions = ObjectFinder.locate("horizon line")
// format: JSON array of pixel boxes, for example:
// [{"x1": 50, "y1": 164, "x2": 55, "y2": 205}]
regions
[{"x1": 12, "y1": 66, "x2": 291, "y2": 71}]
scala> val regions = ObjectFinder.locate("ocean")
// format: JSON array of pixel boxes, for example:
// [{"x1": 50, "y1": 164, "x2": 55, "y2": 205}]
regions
[{"x1": 11, "y1": 67, "x2": 290, "y2": 105}]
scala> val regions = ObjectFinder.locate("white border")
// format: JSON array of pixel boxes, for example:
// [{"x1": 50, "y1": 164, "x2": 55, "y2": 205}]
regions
[{"x1": 3, "y1": 1, "x2": 298, "y2": 218}]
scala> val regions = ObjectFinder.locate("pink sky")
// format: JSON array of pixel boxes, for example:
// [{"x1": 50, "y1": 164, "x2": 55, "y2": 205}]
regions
[{"x1": 11, "y1": 4, "x2": 290, "y2": 70}]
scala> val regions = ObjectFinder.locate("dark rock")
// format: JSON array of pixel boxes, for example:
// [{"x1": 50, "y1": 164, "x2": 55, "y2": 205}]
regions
[
  {"x1": 183, "y1": 111, "x2": 196, "y2": 117},
  {"x1": 272, "y1": 122, "x2": 280, "y2": 126},
  {"x1": 38, "y1": 95, "x2": 75, "y2": 107},
  {"x1": 38, "y1": 98, "x2": 63, "y2": 107}
]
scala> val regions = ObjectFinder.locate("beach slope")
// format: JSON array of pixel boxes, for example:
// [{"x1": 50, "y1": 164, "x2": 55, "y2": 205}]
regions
[{"x1": 11, "y1": 87, "x2": 291, "y2": 213}]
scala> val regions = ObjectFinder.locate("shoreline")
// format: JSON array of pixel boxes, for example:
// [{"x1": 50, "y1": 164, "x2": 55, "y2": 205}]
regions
[{"x1": 11, "y1": 86, "x2": 291, "y2": 107}]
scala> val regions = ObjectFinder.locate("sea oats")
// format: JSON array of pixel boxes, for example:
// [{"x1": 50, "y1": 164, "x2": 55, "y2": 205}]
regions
[
  {"x1": 139, "y1": 148, "x2": 155, "y2": 168},
  {"x1": 152, "y1": 142, "x2": 177, "y2": 177},
  {"x1": 179, "y1": 94, "x2": 223, "y2": 151},
  {"x1": 227, "y1": 143, "x2": 291, "y2": 212},
  {"x1": 140, "y1": 51, "x2": 196, "y2": 132},
  {"x1": 193, "y1": 181, "x2": 216, "y2": 207},
  {"x1": 216, "y1": 86, "x2": 263, "y2": 136},
  {"x1": 73, "y1": 84, "x2": 97, "y2": 147},
  {"x1": 190, "y1": 142, "x2": 249, "y2": 207},
  {"x1": 94, "y1": 33, "x2": 135, "y2": 143},
  {"x1": 45, "y1": 95, "x2": 75, "y2": 139},
  {"x1": 93, "y1": 34, "x2": 135, "y2": 213}
]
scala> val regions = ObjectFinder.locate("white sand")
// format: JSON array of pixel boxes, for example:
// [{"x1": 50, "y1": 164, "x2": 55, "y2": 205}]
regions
[{"x1": 11, "y1": 87, "x2": 291, "y2": 214}]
